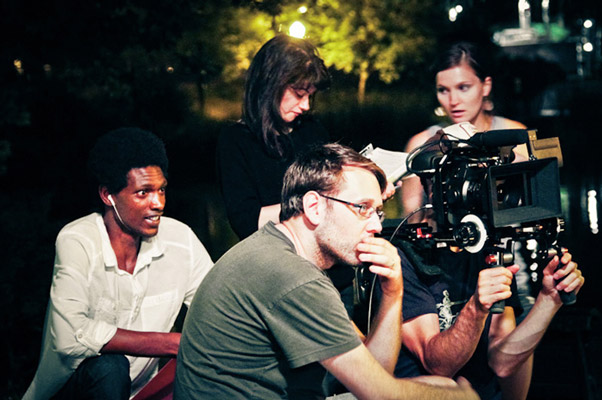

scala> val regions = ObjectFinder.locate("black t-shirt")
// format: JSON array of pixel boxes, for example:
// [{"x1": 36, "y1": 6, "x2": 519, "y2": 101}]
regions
[
  {"x1": 394, "y1": 245, "x2": 522, "y2": 400},
  {"x1": 216, "y1": 118, "x2": 329, "y2": 240}
]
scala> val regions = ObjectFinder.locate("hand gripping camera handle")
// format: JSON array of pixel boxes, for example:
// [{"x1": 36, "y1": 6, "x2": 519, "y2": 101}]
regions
[
  {"x1": 488, "y1": 261, "x2": 505, "y2": 314},
  {"x1": 549, "y1": 245, "x2": 577, "y2": 306},
  {"x1": 559, "y1": 287, "x2": 576, "y2": 305},
  {"x1": 490, "y1": 299, "x2": 505, "y2": 314},
  {"x1": 485, "y1": 252, "x2": 508, "y2": 314},
  {"x1": 555, "y1": 248, "x2": 577, "y2": 306}
]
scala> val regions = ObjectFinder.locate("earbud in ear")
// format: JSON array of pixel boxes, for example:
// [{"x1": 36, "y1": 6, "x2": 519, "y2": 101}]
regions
[{"x1": 107, "y1": 194, "x2": 126, "y2": 227}]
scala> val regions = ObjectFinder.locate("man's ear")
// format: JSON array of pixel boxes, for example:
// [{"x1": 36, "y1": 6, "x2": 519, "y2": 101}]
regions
[
  {"x1": 302, "y1": 191, "x2": 324, "y2": 226},
  {"x1": 99, "y1": 186, "x2": 112, "y2": 207}
]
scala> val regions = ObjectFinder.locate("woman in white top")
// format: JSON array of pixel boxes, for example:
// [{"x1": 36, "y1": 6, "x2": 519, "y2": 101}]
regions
[{"x1": 402, "y1": 42, "x2": 528, "y2": 222}]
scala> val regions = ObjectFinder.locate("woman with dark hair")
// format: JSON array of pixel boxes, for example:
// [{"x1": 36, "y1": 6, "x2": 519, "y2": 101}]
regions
[
  {"x1": 217, "y1": 34, "x2": 331, "y2": 240},
  {"x1": 401, "y1": 41, "x2": 528, "y2": 222}
]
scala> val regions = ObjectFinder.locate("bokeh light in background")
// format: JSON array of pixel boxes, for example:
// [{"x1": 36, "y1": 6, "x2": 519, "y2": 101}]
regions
[{"x1": 288, "y1": 21, "x2": 306, "y2": 38}]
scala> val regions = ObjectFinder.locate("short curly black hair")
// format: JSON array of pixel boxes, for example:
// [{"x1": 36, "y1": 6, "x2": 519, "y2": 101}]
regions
[{"x1": 88, "y1": 127, "x2": 168, "y2": 194}]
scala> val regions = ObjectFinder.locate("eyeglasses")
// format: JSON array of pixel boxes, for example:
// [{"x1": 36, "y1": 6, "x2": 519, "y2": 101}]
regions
[{"x1": 319, "y1": 194, "x2": 385, "y2": 222}]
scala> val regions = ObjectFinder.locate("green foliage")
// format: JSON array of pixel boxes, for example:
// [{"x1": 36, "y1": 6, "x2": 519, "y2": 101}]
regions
[
  {"x1": 300, "y1": 0, "x2": 441, "y2": 101},
  {"x1": 220, "y1": 7, "x2": 275, "y2": 82},
  {"x1": 207, "y1": 0, "x2": 443, "y2": 101}
]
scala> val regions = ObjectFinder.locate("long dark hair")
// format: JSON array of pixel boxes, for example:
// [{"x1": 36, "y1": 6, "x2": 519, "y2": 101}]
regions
[{"x1": 242, "y1": 34, "x2": 330, "y2": 158}]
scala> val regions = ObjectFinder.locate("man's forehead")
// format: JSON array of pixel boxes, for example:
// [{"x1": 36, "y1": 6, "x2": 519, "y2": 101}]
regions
[
  {"x1": 126, "y1": 166, "x2": 166, "y2": 184},
  {"x1": 337, "y1": 167, "x2": 382, "y2": 201}
]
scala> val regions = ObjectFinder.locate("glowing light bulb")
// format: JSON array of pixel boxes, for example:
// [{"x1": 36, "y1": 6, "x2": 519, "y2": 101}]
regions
[
  {"x1": 448, "y1": 8, "x2": 458, "y2": 22},
  {"x1": 289, "y1": 21, "x2": 306, "y2": 38},
  {"x1": 583, "y1": 42, "x2": 594, "y2": 52}
]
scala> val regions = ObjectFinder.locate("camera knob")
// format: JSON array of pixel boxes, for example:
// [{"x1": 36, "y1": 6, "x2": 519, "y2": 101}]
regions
[{"x1": 457, "y1": 214, "x2": 488, "y2": 253}]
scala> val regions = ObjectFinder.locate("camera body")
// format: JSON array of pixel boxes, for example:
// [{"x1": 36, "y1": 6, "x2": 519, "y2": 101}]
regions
[
  {"x1": 377, "y1": 127, "x2": 576, "y2": 310},
  {"x1": 433, "y1": 147, "x2": 561, "y2": 231},
  {"x1": 403, "y1": 128, "x2": 564, "y2": 253}
]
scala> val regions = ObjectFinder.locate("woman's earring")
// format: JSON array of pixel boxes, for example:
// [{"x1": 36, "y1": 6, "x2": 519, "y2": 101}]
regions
[
  {"x1": 434, "y1": 106, "x2": 447, "y2": 117},
  {"x1": 483, "y1": 96, "x2": 494, "y2": 112}
]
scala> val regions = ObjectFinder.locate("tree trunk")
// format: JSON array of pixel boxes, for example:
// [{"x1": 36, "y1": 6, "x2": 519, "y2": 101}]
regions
[{"x1": 358, "y1": 63, "x2": 369, "y2": 104}]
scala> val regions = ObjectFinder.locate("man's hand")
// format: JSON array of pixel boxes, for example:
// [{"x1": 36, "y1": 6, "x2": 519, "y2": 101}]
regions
[
  {"x1": 474, "y1": 265, "x2": 519, "y2": 313},
  {"x1": 540, "y1": 251, "x2": 584, "y2": 303},
  {"x1": 357, "y1": 237, "x2": 402, "y2": 297}
]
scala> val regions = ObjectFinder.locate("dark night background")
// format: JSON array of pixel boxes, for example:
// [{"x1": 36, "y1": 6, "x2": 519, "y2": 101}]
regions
[{"x1": 2, "y1": 1, "x2": 601, "y2": 399}]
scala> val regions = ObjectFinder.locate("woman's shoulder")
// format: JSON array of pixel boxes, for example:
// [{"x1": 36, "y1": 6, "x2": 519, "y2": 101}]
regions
[
  {"x1": 405, "y1": 125, "x2": 442, "y2": 152},
  {"x1": 218, "y1": 121, "x2": 258, "y2": 148},
  {"x1": 220, "y1": 120, "x2": 252, "y2": 137},
  {"x1": 493, "y1": 116, "x2": 526, "y2": 129}
]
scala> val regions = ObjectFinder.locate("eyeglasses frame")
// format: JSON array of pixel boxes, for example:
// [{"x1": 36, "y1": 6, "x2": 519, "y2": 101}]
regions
[{"x1": 319, "y1": 193, "x2": 385, "y2": 222}]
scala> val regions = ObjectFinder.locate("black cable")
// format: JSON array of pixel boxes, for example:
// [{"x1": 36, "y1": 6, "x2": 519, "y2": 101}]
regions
[{"x1": 365, "y1": 204, "x2": 434, "y2": 333}]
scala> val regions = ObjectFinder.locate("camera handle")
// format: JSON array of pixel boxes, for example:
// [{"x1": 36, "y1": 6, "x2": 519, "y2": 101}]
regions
[{"x1": 484, "y1": 247, "x2": 514, "y2": 314}]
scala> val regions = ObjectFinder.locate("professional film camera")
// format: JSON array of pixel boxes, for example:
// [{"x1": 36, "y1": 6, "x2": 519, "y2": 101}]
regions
[{"x1": 380, "y1": 126, "x2": 575, "y2": 311}]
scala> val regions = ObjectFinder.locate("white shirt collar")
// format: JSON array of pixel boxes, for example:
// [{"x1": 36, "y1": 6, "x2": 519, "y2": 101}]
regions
[{"x1": 94, "y1": 213, "x2": 165, "y2": 274}]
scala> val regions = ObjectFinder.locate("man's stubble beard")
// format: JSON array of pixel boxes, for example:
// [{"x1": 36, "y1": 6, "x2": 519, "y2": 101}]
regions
[{"x1": 315, "y1": 213, "x2": 362, "y2": 268}]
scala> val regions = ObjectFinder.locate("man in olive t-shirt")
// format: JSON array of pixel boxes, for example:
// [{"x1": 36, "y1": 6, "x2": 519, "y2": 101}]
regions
[{"x1": 175, "y1": 143, "x2": 478, "y2": 400}]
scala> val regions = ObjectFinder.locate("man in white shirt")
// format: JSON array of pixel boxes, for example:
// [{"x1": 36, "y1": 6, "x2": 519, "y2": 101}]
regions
[{"x1": 23, "y1": 128, "x2": 214, "y2": 399}]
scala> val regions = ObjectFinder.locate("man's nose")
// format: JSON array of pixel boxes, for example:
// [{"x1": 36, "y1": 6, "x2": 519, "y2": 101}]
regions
[
  {"x1": 366, "y1": 213, "x2": 382, "y2": 234},
  {"x1": 150, "y1": 193, "x2": 165, "y2": 209}
]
